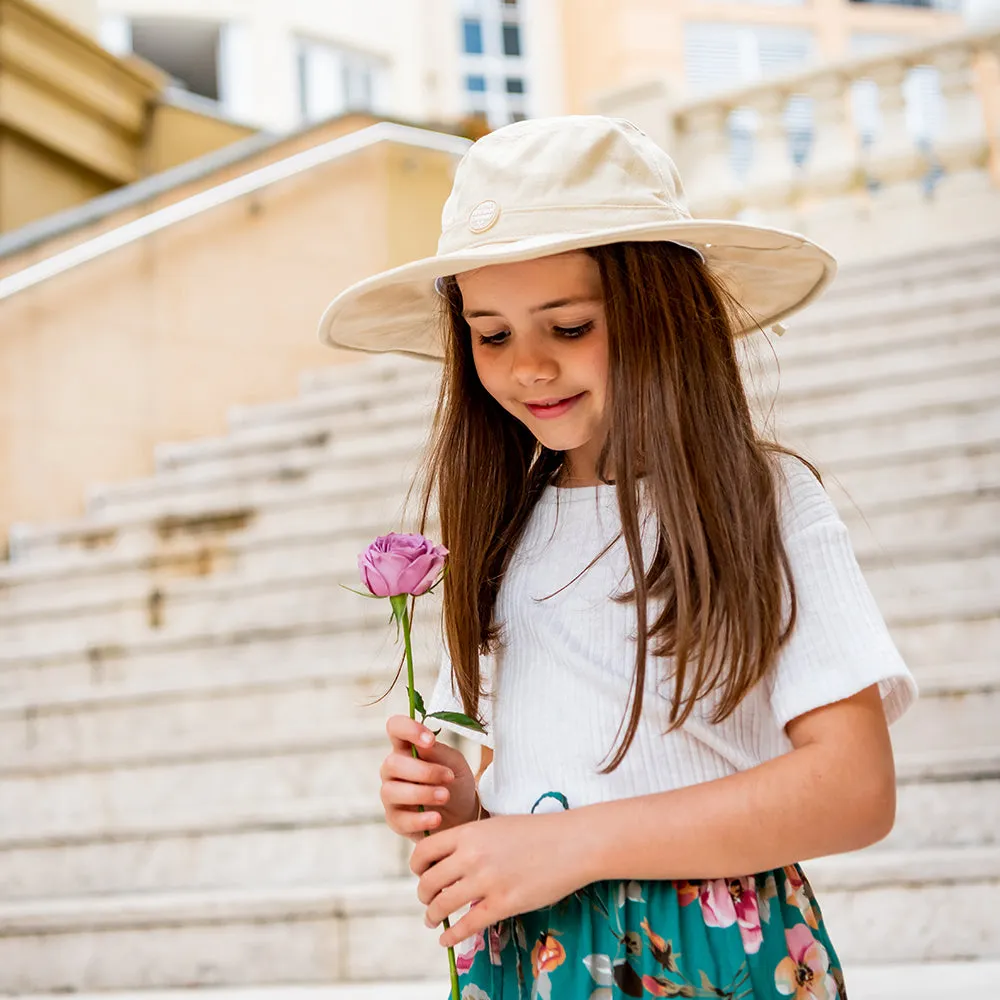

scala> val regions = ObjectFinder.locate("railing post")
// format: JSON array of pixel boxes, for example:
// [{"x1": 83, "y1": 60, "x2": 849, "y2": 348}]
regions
[
  {"x1": 742, "y1": 88, "x2": 795, "y2": 206},
  {"x1": 803, "y1": 69, "x2": 860, "y2": 195},
  {"x1": 931, "y1": 42, "x2": 988, "y2": 174},
  {"x1": 864, "y1": 59, "x2": 917, "y2": 187},
  {"x1": 673, "y1": 102, "x2": 739, "y2": 216}
]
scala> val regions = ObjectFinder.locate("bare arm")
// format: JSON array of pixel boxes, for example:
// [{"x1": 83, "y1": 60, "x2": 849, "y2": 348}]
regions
[{"x1": 567, "y1": 684, "x2": 895, "y2": 882}]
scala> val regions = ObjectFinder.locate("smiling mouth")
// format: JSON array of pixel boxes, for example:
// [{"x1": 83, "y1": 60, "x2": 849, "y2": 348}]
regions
[{"x1": 523, "y1": 392, "x2": 585, "y2": 418}]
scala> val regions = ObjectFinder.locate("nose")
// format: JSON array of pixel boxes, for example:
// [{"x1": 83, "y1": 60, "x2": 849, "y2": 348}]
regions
[{"x1": 509, "y1": 337, "x2": 558, "y2": 386}]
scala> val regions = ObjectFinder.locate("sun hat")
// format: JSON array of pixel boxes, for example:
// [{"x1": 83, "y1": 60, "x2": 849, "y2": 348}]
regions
[{"x1": 317, "y1": 115, "x2": 837, "y2": 360}]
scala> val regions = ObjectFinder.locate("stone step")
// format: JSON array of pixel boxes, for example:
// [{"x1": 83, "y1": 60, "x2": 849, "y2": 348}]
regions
[
  {"x1": 0, "y1": 665, "x2": 416, "y2": 770},
  {"x1": 0, "y1": 531, "x2": 992, "y2": 653},
  {"x1": 0, "y1": 879, "x2": 445, "y2": 992},
  {"x1": 295, "y1": 263, "x2": 1000, "y2": 399},
  {"x1": 0, "y1": 734, "x2": 390, "y2": 837},
  {"x1": 0, "y1": 614, "x2": 991, "y2": 768},
  {"x1": 162, "y1": 344, "x2": 1000, "y2": 478},
  {"x1": 0, "y1": 798, "x2": 409, "y2": 900},
  {"x1": 760, "y1": 328, "x2": 1000, "y2": 406},
  {"x1": 789, "y1": 398, "x2": 1000, "y2": 471},
  {"x1": 1, "y1": 744, "x2": 993, "y2": 901},
  {"x1": 887, "y1": 745, "x2": 1000, "y2": 851},
  {"x1": 147, "y1": 317, "x2": 1000, "y2": 479},
  {"x1": 0, "y1": 622, "x2": 440, "y2": 703},
  {"x1": 0, "y1": 847, "x2": 997, "y2": 992},
  {"x1": 817, "y1": 237, "x2": 1000, "y2": 298},
  {"x1": 7, "y1": 430, "x2": 998, "y2": 577},
  {"x1": 8, "y1": 461, "x2": 415, "y2": 565},
  {"x1": 848, "y1": 962, "x2": 1000, "y2": 1000},
  {"x1": 771, "y1": 269, "x2": 1000, "y2": 335},
  {"x1": 806, "y1": 845, "x2": 1000, "y2": 964},
  {"x1": 889, "y1": 663, "x2": 1000, "y2": 754},
  {"x1": 70, "y1": 388, "x2": 1000, "y2": 527},
  {"x1": 4, "y1": 481, "x2": 996, "y2": 622},
  {"x1": 13, "y1": 965, "x2": 1000, "y2": 1000},
  {"x1": 159, "y1": 383, "x2": 439, "y2": 472},
  {"x1": 19, "y1": 987, "x2": 454, "y2": 1000}
]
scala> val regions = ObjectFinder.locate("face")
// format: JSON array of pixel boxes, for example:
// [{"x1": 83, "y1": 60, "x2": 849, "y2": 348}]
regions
[{"x1": 456, "y1": 251, "x2": 610, "y2": 486}]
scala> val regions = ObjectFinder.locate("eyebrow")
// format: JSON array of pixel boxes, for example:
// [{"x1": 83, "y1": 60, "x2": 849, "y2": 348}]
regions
[{"x1": 462, "y1": 296, "x2": 600, "y2": 320}]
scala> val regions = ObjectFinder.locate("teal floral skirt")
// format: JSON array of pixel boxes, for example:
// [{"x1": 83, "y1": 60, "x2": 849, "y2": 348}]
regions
[{"x1": 453, "y1": 793, "x2": 847, "y2": 1000}]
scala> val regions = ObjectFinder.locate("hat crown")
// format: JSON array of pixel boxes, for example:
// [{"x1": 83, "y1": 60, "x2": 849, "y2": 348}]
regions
[{"x1": 438, "y1": 115, "x2": 692, "y2": 255}]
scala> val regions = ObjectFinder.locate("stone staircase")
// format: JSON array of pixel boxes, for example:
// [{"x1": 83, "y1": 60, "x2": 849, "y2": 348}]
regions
[{"x1": 0, "y1": 237, "x2": 998, "y2": 998}]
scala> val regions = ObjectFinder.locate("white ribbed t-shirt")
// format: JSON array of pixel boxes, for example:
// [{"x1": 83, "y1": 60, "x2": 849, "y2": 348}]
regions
[{"x1": 426, "y1": 453, "x2": 918, "y2": 818}]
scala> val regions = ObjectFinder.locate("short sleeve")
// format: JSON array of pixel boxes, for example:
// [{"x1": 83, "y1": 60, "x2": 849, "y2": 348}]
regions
[
  {"x1": 424, "y1": 647, "x2": 495, "y2": 749},
  {"x1": 768, "y1": 455, "x2": 919, "y2": 731}
]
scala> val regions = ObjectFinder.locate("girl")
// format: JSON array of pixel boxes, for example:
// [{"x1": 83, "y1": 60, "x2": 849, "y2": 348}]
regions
[{"x1": 319, "y1": 116, "x2": 917, "y2": 999}]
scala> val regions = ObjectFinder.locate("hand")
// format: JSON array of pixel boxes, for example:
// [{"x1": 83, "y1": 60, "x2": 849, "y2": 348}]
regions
[
  {"x1": 411, "y1": 811, "x2": 589, "y2": 949},
  {"x1": 380, "y1": 715, "x2": 480, "y2": 842}
]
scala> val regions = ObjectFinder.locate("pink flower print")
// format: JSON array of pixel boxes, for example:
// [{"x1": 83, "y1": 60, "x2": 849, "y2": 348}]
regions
[
  {"x1": 456, "y1": 929, "x2": 486, "y2": 976},
  {"x1": 699, "y1": 878, "x2": 763, "y2": 954},
  {"x1": 784, "y1": 866, "x2": 819, "y2": 930},
  {"x1": 774, "y1": 924, "x2": 836, "y2": 1000},
  {"x1": 488, "y1": 921, "x2": 511, "y2": 965}
]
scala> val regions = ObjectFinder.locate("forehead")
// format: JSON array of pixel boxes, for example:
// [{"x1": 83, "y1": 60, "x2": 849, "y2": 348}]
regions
[{"x1": 455, "y1": 250, "x2": 602, "y2": 302}]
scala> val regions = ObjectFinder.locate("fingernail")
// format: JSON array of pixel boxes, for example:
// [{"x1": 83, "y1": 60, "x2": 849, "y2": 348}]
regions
[
  {"x1": 434, "y1": 788, "x2": 448, "y2": 802},
  {"x1": 420, "y1": 732, "x2": 433, "y2": 746},
  {"x1": 444, "y1": 770, "x2": 455, "y2": 782}
]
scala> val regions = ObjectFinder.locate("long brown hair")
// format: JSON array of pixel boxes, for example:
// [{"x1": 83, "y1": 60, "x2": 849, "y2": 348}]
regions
[{"x1": 416, "y1": 240, "x2": 813, "y2": 773}]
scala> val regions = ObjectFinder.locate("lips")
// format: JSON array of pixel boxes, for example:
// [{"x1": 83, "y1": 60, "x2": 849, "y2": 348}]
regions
[{"x1": 524, "y1": 392, "x2": 585, "y2": 419}]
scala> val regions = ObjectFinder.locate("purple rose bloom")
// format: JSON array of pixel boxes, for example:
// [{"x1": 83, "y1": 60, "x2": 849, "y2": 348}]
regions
[{"x1": 358, "y1": 533, "x2": 448, "y2": 598}]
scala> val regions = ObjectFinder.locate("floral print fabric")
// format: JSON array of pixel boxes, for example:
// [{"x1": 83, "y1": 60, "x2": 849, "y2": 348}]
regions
[
  {"x1": 452, "y1": 795, "x2": 846, "y2": 999},
  {"x1": 454, "y1": 867, "x2": 846, "y2": 1000}
]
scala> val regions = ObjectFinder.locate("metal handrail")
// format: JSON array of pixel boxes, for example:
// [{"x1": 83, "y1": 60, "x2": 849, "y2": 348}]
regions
[{"x1": 0, "y1": 121, "x2": 471, "y2": 303}]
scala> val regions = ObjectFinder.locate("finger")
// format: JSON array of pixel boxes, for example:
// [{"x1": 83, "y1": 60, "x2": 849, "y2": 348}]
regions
[
  {"x1": 386, "y1": 714, "x2": 436, "y2": 754},
  {"x1": 410, "y1": 826, "x2": 455, "y2": 876},
  {"x1": 437, "y1": 897, "x2": 494, "y2": 950},
  {"x1": 416, "y1": 851, "x2": 464, "y2": 906},
  {"x1": 425, "y1": 877, "x2": 476, "y2": 931},
  {"x1": 389, "y1": 806, "x2": 443, "y2": 838},
  {"x1": 382, "y1": 752, "x2": 455, "y2": 788},
  {"x1": 382, "y1": 778, "x2": 451, "y2": 809}
]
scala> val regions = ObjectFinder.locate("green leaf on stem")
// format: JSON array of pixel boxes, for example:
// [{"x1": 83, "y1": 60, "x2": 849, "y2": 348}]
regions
[
  {"x1": 424, "y1": 710, "x2": 487, "y2": 733},
  {"x1": 413, "y1": 688, "x2": 426, "y2": 719},
  {"x1": 339, "y1": 583, "x2": 382, "y2": 600}
]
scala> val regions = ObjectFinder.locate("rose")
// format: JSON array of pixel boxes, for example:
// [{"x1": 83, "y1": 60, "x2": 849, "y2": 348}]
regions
[
  {"x1": 350, "y1": 532, "x2": 485, "y2": 1000},
  {"x1": 358, "y1": 533, "x2": 448, "y2": 597}
]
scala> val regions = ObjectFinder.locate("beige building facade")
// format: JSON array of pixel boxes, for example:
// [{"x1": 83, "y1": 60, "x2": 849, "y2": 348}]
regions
[
  {"x1": 89, "y1": 0, "x2": 566, "y2": 132},
  {"x1": 562, "y1": 0, "x2": 965, "y2": 112},
  {"x1": 0, "y1": 116, "x2": 465, "y2": 544}
]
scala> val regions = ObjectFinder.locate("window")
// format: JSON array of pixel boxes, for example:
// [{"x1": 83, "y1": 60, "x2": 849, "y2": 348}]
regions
[
  {"x1": 505, "y1": 76, "x2": 525, "y2": 94},
  {"x1": 466, "y1": 74, "x2": 487, "y2": 92},
  {"x1": 298, "y1": 40, "x2": 386, "y2": 123},
  {"x1": 463, "y1": 18, "x2": 484, "y2": 54},
  {"x1": 502, "y1": 23, "x2": 521, "y2": 57},
  {"x1": 129, "y1": 18, "x2": 222, "y2": 100}
]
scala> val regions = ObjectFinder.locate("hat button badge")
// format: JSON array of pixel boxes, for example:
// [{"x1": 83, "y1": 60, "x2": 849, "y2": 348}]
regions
[{"x1": 469, "y1": 199, "x2": 500, "y2": 234}]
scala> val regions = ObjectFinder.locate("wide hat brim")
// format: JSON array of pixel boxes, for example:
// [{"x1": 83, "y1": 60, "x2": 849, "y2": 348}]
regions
[{"x1": 317, "y1": 217, "x2": 837, "y2": 360}]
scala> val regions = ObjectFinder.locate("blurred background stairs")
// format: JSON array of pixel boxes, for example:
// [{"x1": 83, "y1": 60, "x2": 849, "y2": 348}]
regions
[{"x1": 0, "y1": 236, "x2": 997, "y2": 998}]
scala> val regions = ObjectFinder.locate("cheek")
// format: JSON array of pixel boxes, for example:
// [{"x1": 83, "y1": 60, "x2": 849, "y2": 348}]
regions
[{"x1": 470, "y1": 350, "x2": 504, "y2": 401}]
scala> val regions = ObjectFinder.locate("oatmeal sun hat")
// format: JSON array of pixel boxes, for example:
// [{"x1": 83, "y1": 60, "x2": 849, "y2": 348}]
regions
[{"x1": 317, "y1": 115, "x2": 837, "y2": 360}]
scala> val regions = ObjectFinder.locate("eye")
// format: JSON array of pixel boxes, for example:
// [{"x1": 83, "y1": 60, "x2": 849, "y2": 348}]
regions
[
  {"x1": 478, "y1": 330, "x2": 510, "y2": 347},
  {"x1": 554, "y1": 321, "x2": 594, "y2": 338}
]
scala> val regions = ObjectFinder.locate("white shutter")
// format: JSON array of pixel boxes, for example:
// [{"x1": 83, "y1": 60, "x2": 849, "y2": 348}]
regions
[
  {"x1": 301, "y1": 43, "x2": 345, "y2": 122},
  {"x1": 684, "y1": 22, "x2": 813, "y2": 96},
  {"x1": 218, "y1": 21, "x2": 256, "y2": 123}
]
